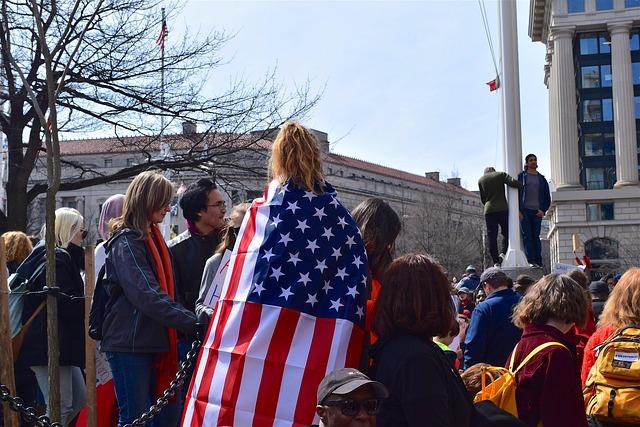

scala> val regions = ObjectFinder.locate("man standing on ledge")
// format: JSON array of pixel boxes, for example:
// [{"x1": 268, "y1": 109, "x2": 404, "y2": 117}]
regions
[
  {"x1": 478, "y1": 167, "x2": 522, "y2": 267},
  {"x1": 518, "y1": 154, "x2": 551, "y2": 268}
]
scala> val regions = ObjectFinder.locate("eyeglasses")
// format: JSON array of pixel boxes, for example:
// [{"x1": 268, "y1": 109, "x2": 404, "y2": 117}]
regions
[
  {"x1": 323, "y1": 398, "x2": 383, "y2": 417},
  {"x1": 207, "y1": 201, "x2": 226, "y2": 209}
]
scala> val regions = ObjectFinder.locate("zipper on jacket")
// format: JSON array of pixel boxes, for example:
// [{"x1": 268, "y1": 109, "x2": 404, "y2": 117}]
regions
[{"x1": 131, "y1": 309, "x2": 139, "y2": 352}]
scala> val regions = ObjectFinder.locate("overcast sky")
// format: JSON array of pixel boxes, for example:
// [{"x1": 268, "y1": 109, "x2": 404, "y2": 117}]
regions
[{"x1": 175, "y1": 0, "x2": 549, "y2": 190}]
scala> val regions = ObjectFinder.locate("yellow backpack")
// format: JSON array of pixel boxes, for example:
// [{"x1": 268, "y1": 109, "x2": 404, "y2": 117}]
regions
[
  {"x1": 584, "y1": 326, "x2": 640, "y2": 424},
  {"x1": 474, "y1": 341, "x2": 568, "y2": 419}
]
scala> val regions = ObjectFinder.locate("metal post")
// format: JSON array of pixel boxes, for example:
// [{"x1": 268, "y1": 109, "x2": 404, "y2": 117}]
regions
[
  {"x1": 498, "y1": 0, "x2": 528, "y2": 268},
  {"x1": 84, "y1": 246, "x2": 97, "y2": 427},
  {"x1": 0, "y1": 238, "x2": 19, "y2": 427}
]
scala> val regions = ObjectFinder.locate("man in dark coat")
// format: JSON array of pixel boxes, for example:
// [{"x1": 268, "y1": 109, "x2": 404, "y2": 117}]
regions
[{"x1": 478, "y1": 167, "x2": 522, "y2": 267}]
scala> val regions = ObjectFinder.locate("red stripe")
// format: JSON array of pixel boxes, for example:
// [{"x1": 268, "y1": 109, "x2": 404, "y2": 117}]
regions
[
  {"x1": 216, "y1": 302, "x2": 263, "y2": 426},
  {"x1": 188, "y1": 301, "x2": 233, "y2": 427},
  {"x1": 292, "y1": 318, "x2": 336, "y2": 425},
  {"x1": 252, "y1": 309, "x2": 301, "y2": 426},
  {"x1": 223, "y1": 200, "x2": 262, "y2": 301},
  {"x1": 344, "y1": 326, "x2": 364, "y2": 369}
]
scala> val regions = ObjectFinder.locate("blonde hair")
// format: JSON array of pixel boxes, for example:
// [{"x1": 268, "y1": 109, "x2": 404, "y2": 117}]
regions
[
  {"x1": 111, "y1": 170, "x2": 174, "y2": 238},
  {"x1": 2, "y1": 231, "x2": 33, "y2": 264},
  {"x1": 512, "y1": 273, "x2": 588, "y2": 329},
  {"x1": 268, "y1": 122, "x2": 324, "y2": 192},
  {"x1": 599, "y1": 268, "x2": 640, "y2": 328},
  {"x1": 41, "y1": 208, "x2": 84, "y2": 248}
]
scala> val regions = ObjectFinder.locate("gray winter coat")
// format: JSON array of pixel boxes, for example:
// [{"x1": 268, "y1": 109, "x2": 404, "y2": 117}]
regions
[{"x1": 100, "y1": 229, "x2": 196, "y2": 353}]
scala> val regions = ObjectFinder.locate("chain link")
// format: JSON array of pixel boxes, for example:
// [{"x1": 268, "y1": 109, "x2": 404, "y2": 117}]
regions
[{"x1": 0, "y1": 337, "x2": 202, "y2": 427}]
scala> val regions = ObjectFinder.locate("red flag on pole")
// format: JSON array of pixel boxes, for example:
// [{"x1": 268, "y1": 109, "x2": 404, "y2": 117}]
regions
[
  {"x1": 486, "y1": 78, "x2": 498, "y2": 91},
  {"x1": 155, "y1": 15, "x2": 168, "y2": 49}
]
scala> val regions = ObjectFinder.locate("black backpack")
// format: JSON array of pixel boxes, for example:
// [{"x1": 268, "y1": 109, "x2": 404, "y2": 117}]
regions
[{"x1": 88, "y1": 264, "x2": 121, "y2": 340}]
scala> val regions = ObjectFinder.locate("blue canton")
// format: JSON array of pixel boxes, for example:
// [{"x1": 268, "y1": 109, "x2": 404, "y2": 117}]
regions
[{"x1": 247, "y1": 181, "x2": 368, "y2": 327}]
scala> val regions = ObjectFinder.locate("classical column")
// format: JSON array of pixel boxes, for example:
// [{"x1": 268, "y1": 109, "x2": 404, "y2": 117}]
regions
[
  {"x1": 546, "y1": 41, "x2": 559, "y2": 189},
  {"x1": 609, "y1": 21, "x2": 639, "y2": 188},
  {"x1": 550, "y1": 27, "x2": 582, "y2": 190}
]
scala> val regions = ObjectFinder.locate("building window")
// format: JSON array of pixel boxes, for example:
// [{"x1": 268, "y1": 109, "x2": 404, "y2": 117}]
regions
[
  {"x1": 631, "y1": 31, "x2": 639, "y2": 51},
  {"x1": 636, "y1": 96, "x2": 640, "y2": 119},
  {"x1": 596, "y1": 0, "x2": 614, "y2": 9},
  {"x1": 626, "y1": 0, "x2": 640, "y2": 7},
  {"x1": 602, "y1": 98, "x2": 613, "y2": 121},
  {"x1": 585, "y1": 167, "x2": 616, "y2": 189},
  {"x1": 578, "y1": 33, "x2": 611, "y2": 55},
  {"x1": 584, "y1": 133, "x2": 615, "y2": 156},
  {"x1": 581, "y1": 66, "x2": 599, "y2": 88},
  {"x1": 568, "y1": 0, "x2": 585, "y2": 13},
  {"x1": 126, "y1": 158, "x2": 135, "y2": 166},
  {"x1": 633, "y1": 62, "x2": 640, "y2": 85},
  {"x1": 586, "y1": 203, "x2": 614, "y2": 221},
  {"x1": 583, "y1": 99, "x2": 613, "y2": 122},
  {"x1": 104, "y1": 159, "x2": 112, "y2": 167},
  {"x1": 601, "y1": 65, "x2": 612, "y2": 87},
  {"x1": 62, "y1": 197, "x2": 78, "y2": 210}
]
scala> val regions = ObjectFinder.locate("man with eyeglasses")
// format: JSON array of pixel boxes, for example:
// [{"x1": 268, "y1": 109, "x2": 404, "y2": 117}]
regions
[
  {"x1": 168, "y1": 178, "x2": 226, "y2": 417},
  {"x1": 313, "y1": 368, "x2": 388, "y2": 427}
]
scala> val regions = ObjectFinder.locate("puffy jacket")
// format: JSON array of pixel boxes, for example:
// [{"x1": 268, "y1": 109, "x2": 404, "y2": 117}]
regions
[
  {"x1": 517, "y1": 171, "x2": 551, "y2": 214},
  {"x1": 100, "y1": 229, "x2": 196, "y2": 353},
  {"x1": 19, "y1": 242, "x2": 86, "y2": 368}
]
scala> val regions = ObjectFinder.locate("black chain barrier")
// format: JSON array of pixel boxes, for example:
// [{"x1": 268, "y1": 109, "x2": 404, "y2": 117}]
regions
[{"x1": 0, "y1": 337, "x2": 202, "y2": 427}]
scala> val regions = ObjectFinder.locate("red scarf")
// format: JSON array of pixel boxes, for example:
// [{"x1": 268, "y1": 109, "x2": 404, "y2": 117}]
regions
[{"x1": 145, "y1": 225, "x2": 178, "y2": 399}]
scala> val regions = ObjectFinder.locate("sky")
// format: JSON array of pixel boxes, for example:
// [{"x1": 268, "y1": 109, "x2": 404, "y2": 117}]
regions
[{"x1": 175, "y1": 0, "x2": 550, "y2": 190}]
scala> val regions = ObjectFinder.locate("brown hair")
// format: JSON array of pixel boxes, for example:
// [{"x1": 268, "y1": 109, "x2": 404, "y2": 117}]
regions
[
  {"x1": 111, "y1": 170, "x2": 174, "y2": 238},
  {"x1": 352, "y1": 198, "x2": 401, "y2": 280},
  {"x1": 567, "y1": 268, "x2": 589, "y2": 290},
  {"x1": 512, "y1": 274, "x2": 588, "y2": 329},
  {"x1": 268, "y1": 122, "x2": 324, "y2": 192},
  {"x1": 2, "y1": 231, "x2": 33, "y2": 265},
  {"x1": 461, "y1": 363, "x2": 492, "y2": 400},
  {"x1": 215, "y1": 203, "x2": 250, "y2": 254},
  {"x1": 599, "y1": 268, "x2": 640, "y2": 328},
  {"x1": 373, "y1": 254, "x2": 455, "y2": 340}
]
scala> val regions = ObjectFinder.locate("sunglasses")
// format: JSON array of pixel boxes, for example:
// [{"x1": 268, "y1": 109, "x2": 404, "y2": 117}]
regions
[{"x1": 323, "y1": 398, "x2": 383, "y2": 417}]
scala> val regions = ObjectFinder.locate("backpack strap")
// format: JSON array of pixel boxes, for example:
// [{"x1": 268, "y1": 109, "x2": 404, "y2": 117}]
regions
[
  {"x1": 512, "y1": 341, "x2": 568, "y2": 375},
  {"x1": 508, "y1": 343, "x2": 520, "y2": 371}
]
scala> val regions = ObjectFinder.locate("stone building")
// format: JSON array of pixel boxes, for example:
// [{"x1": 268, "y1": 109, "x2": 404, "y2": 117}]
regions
[
  {"x1": 27, "y1": 127, "x2": 484, "y2": 272},
  {"x1": 529, "y1": 0, "x2": 640, "y2": 276}
]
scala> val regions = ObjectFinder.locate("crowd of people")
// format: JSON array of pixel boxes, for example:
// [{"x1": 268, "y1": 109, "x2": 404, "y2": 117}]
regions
[{"x1": 4, "y1": 121, "x2": 640, "y2": 427}]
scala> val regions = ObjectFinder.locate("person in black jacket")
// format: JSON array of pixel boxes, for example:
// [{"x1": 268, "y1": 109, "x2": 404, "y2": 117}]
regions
[
  {"x1": 102, "y1": 171, "x2": 197, "y2": 427},
  {"x1": 19, "y1": 208, "x2": 87, "y2": 425},
  {"x1": 370, "y1": 254, "x2": 472, "y2": 427}
]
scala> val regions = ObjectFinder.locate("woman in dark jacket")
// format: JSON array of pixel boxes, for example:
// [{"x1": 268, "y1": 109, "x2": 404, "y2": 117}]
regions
[
  {"x1": 370, "y1": 254, "x2": 472, "y2": 427},
  {"x1": 20, "y1": 207, "x2": 87, "y2": 425},
  {"x1": 102, "y1": 170, "x2": 197, "y2": 427}
]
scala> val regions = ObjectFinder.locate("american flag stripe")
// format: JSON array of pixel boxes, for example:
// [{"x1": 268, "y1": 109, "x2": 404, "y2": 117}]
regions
[
  {"x1": 253, "y1": 309, "x2": 300, "y2": 423},
  {"x1": 292, "y1": 318, "x2": 336, "y2": 423},
  {"x1": 345, "y1": 327, "x2": 365, "y2": 369},
  {"x1": 233, "y1": 306, "x2": 282, "y2": 425},
  {"x1": 217, "y1": 302, "x2": 263, "y2": 426}
]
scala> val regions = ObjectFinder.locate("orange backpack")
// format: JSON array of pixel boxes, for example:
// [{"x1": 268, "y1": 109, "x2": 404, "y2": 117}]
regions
[{"x1": 474, "y1": 341, "x2": 568, "y2": 419}]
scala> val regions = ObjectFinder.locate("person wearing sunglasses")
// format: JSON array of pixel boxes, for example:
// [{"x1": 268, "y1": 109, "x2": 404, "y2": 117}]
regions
[{"x1": 314, "y1": 368, "x2": 389, "y2": 427}]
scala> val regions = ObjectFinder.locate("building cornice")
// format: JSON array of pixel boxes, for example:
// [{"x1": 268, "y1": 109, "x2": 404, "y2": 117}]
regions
[{"x1": 529, "y1": 0, "x2": 550, "y2": 43}]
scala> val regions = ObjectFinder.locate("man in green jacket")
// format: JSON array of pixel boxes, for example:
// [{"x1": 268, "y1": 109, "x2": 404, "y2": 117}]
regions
[{"x1": 478, "y1": 167, "x2": 522, "y2": 267}]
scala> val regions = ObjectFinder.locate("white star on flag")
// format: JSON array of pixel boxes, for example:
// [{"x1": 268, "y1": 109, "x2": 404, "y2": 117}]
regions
[
  {"x1": 322, "y1": 227, "x2": 334, "y2": 240},
  {"x1": 336, "y1": 267, "x2": 348, "y2": 280},
  {"x1": 286, "y1": 201, "x2": 300, "y2": 214},
  {"x1": 270, "y1": 266, "x2": 284, "y2": 281},
  {"x1": 322, "y1": 280, "x2": 333, "y2": 293},
  {"x1": 253, "y1": 282, "x2": 265, "y2": 296},
  {"x1": 279, "y1": 232, "x2": 293, "y2": 247},
  {"x1": 346, "y1": 285, "x2": 359, "y2": 298},
  {"x1": 337, "y1": 217, "x2": 348, "y2": 229},
  {"x1": 345, "y1": 235, "x2": 356, "y2": 248},
  {"x1": 288, "y1": 252, "x2": 302, "y2": 266},
  {"x1": 331, "y1": 247, "x2": 342, "y2": 260},
  {"x1": 296, "y1": 219, "x2": 310, "y2": 233},
  {"x1": 298, "y1": 272, "x2": 312, "y2": 286},
  {"x1": 314, "y1": 207, "x2": 327, "y2": 220},
  {"x1": 330, "y1": 298, "x2": 344, "y2": 312},
  {"x1": 356, "y1": 306, "x2": 364, "y2": 318},
  {"x1": 303, "y1": 191, "x2": 316, "y2": 201},
  {"x1": 306, "y1": 293, "x2": 318, "y2": 307},
  {"x1": 271, "y1": 214, "x2": 283, "y2": 227},
  {"x1": 315, "y1": 259, "x2": 328, "y2": 273},
  {"x1": 280, "y1": 286, "x2": 294, "y2": 301},
  {"x1": 330, "y1": 197, "x2": 340, "y2": 208},
  {"x1": 262, "y1": 248, "x2": 275, "y2": 261},
  {"x1": 352, "y1": 256, "x2": 364, "y2": 268},
  {"x1": 306, "y1": 239, "x2": 320, "y2": 253}
]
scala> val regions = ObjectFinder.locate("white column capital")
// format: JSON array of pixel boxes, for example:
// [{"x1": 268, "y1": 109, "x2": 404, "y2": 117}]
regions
[
  {"x1": 551, "y1": 26, "x2": 576, "y2": 40},
  {"x1": 608, "y1": 21, "x2": 633, "y2": 34}
]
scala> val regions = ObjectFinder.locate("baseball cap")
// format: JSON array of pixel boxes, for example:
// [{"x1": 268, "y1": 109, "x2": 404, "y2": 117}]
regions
[
  {"x1": 480, "y1": 267, "x2": 508, "y2": 285},
  {"x1": 465, "y1": 265, "x2": 477, "y2": 273},
  {"x1": 457, "y1": 287, "x2": 472, "y2": 295},
  {"x1": 317, "y1": 368, "x2": 389, "y2": 405}
]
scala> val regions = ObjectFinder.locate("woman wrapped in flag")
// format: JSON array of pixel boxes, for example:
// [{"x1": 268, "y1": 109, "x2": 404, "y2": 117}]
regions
[{"x1": 182, "y1": 122, "x2": 369, "y2": 426}]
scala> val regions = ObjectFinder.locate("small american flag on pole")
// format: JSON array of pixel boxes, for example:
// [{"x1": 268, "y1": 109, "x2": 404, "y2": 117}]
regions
[
  {"x1": 155, "y1": 13, "x2": 168, "y2": 49},
  {"x1": 182, "y1": 179, "x2": 368, "y2": 426}
]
